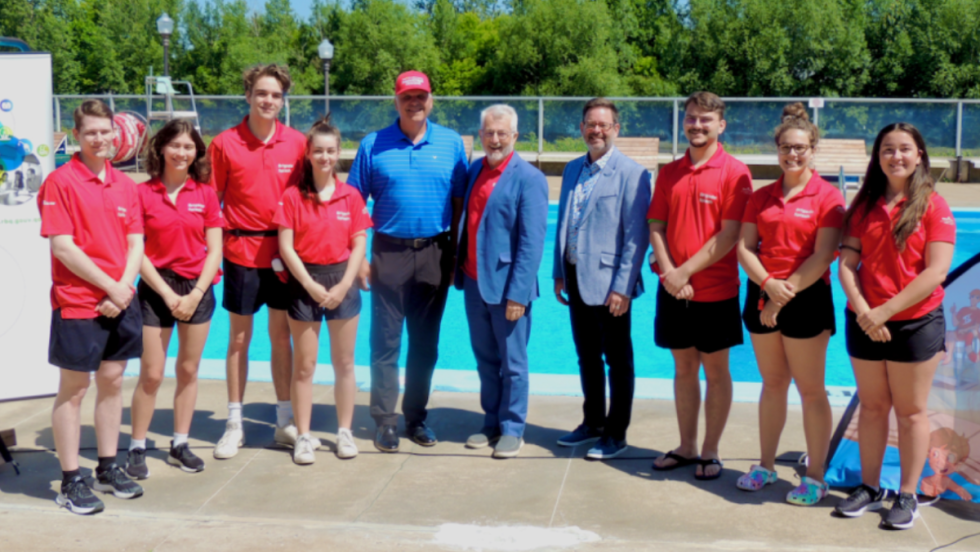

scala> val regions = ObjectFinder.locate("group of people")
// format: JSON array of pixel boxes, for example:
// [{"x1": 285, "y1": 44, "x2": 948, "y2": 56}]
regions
[{"x1": 38, "y1": 65, "x2": 956, "y2": 532}]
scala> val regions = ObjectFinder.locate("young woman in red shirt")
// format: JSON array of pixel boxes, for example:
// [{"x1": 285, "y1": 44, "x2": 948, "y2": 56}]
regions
[
  {"x1": 835, "y1": 123, "x2": 956, "y2": 529},
  {"x1": 274, "y1": 116, "x2": 372, "y2": 465},
  {"x1": 127, "y1": 119, "x2": 224, "y2": 478}
]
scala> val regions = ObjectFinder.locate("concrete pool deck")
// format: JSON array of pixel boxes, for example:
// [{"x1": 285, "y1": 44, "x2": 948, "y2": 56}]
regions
[{"x1": 2, "y1": 378, "x2": 979, "y2": 551}]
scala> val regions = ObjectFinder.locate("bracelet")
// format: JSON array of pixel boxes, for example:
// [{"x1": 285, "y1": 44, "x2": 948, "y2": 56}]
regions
[
  {"x1": 760, "y1": 274, "x2": 773, "y2": 290},
  {"x1": 192, "y1": 286, "x2": 207, "y2": 295},
  {"x1": 758, "y1": 274, "x2": 772, "y2": 311}
]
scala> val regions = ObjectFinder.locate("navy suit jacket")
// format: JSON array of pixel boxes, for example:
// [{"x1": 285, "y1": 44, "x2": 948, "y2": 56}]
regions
[
  {"x1": 454, "y1": 153, "x2": 549, "y2": 306},
  {"x1": 553, "y1": 147, "x2": 652, "y2": 306}
]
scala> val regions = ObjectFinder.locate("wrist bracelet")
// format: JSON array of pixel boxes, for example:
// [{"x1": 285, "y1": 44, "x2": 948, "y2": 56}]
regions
[
  {"x1": 758, "y1": 275, "x2": 772, "y2": 311},
  {"x1": 193, "y1": 286, "x2": 207, "y2": 295}
]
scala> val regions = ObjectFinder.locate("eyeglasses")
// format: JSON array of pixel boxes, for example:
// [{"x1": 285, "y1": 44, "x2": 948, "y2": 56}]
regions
[
  {"x1": 683, "y1": 116, "x2": 718, "y2": 126},
  {"x1": 481, "y1": 130, "x2": 515, "y2": 139},
  {"x1": 583, "y1": 122, "x2": 615, "y2": 132},
  {"x1": 778, "y1": 144, "x2": 811, "y2": 156}
]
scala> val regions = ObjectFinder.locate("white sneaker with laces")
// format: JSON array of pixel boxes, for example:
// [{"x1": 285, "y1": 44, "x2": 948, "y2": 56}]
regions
[
  {"x1": 214, "y1": 421, "x2": 245, "y2": 459},
  {"x1": 293, "y1": 435, "x2": 317, "y2": 465},
  {"x1": 336, "y1": 428, "x2": 358, "y2": 459},
  {"x1": 274, "y1": 418, "x2": 299, "y2": 448}
]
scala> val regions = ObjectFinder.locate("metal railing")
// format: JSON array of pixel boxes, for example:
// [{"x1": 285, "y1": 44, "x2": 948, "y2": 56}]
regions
[{"x1": 52, "y1": 95, "x2": 980, "y2": 159}]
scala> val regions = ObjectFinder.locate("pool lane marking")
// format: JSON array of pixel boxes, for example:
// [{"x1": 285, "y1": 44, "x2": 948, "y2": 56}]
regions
[{"x1": 549, "y1": 444, "x2": 577, "y2": 528}]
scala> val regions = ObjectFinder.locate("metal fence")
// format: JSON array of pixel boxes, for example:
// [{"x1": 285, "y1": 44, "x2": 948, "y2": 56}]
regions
[{"x1": 53, "y1": 95, "x2": 980, "y2": 158}]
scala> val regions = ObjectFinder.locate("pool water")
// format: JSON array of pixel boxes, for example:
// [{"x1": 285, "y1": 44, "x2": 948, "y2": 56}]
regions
[{"x1": 154, "y1": 208, "x2": 980, "y2": 388}]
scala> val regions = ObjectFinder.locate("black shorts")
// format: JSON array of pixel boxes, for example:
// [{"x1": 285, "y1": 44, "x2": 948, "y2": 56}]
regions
[
  {"x1": 138, "y1": 269, "x2": 216, "y2": 328},
  {"x1": 743, "y1": 280, "x2": 836, "y2": 339},
  {"x1": 654, "y1": 283, "x2": 744, "y2": 353},
  {"x1": 846, "y1": 306, "x2": 946, "y2": 363},
  {"x1": 222, "y1": 258, "x2": 290, "y2": 315},
  {"x1": 49, "y1": 303, "x2": 143, "y2": 372},
  {"x1": 288, "y1": 261, "x2": 361, "y2": 322}
]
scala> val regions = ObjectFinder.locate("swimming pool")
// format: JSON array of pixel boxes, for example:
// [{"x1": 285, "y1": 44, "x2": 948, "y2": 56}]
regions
[{"x1": 133, "y1": 208, "x2": 980, "y2": 400}]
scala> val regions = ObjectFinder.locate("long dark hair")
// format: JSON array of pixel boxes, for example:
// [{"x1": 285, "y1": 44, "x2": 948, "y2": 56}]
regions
[
  {"x1": 145, "y1": 119, "x2": 210, "y2": 183},
  {"x1": 843, "y1": 123, "x2": 933, "y2": 251},
  {"x1": 299, "y1": 115, "x2": 342, "y2": 203}
]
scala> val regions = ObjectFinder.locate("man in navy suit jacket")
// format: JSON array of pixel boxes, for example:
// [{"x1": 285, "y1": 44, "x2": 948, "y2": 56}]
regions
[
  {"x1": 454, "y1": 104, "x2": 549, "y2": 459},
  {"x1": 553, "y1": 98, "x2": 652, "y2": 459}
]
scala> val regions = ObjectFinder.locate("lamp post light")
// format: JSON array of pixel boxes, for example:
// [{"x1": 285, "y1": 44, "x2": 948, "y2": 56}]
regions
[
  {"x1": 318, "y1": 38, "x2": 334, "y2": 115},
  {"x1": 156, "y1": 13, "x2": 174, "y2": 77}
]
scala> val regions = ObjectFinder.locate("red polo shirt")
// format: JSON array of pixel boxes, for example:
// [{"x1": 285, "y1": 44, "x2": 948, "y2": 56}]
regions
[
  {"x1": 38, "y1": 154, "x2": 143, "y2": 319},
  {"x1": 139, "y1": 177, "x2": 226, "y2": 283},
  {"x1": 273, "y1": 180, "x2": 373, "y2": 266},
  {"x1": 647, "y1": 144, "x2": 754, "y2": 302},
  {"x1": 464, "y1": 152, "x2": 513, "y2": 280},
  {"x1": 742, "y1": 173, "x2": 845, "y2": 285},
  {"x1": 208, "y1": 117, "x2": 306, "y2": 268},
  {"x1": 845, "y1": 193, "x2": 956, "y2": 320}
]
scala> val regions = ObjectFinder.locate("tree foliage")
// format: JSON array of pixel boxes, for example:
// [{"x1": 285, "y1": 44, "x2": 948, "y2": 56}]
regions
[{"x1": 2, "y1": 0, "x2": 979, "y2": 98}]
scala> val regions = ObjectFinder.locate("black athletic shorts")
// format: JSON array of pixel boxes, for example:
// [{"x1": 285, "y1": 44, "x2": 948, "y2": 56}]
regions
[
  {"x1": 288, "y1": 261, "x2": 361, "y2": 322},
  {"x1": 846, "y1": 306, "x2": 946, "y2": 363},
  {"x1": 654, "y1": 283, "x2": 744, "y2": 353},
  {"x1": 49, "y1": 302, "x2": 143, "y2": 372},
  {"x1": 222, "y1": 258, "x2": 290, "y2": 315},
  {"x1": 138, "y1": 269, "x2": 216, "y2": 327},
  {"x1": 743, "y1": 280, "x2": 836, "y2": 339}
]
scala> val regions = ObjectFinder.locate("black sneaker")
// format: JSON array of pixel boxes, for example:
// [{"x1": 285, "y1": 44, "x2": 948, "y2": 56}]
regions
[
  {"x1": 834, "y1": 484, "x2": 888, "y2": 517},
  {"x1": 882, "y1": 492, "x2": 919, "y2": 530},
  {"x1": 55, "y1": 475, "x2": 105, "y2": 515},
  {"x1": 167, "y1": 441, "x2": 205, "y2": 473},
  {"x1": 125, "y1": 447, "x2": 150, "y2": 480},
  {"x1": 556, "y1": 424, "x2": 603, "y2": 447},
  {"x1": 92, "y1": 463, "x2": 144, "y2": 499}
]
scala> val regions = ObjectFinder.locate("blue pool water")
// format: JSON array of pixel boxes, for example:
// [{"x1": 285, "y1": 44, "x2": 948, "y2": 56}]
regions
[{"x1": 164, "y1": 208, "x2": 980, "y2": 387}]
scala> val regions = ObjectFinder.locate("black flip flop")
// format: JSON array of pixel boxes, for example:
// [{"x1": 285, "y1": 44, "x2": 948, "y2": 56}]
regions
[
  {"x1": 693, "y1": 458, "x2": 724, "y2": 480},
  {"x1": 651, "y1": 451, "x2": 700, "y2": 471}
]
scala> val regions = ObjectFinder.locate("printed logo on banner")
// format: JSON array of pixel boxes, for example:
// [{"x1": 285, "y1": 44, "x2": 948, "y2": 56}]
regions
[
  {"x1": 37, "y1": 144, "x2": 50, "y2": 157},
  {"x1": 0, "y1": 100, "x2": 12, "y2": 112}
]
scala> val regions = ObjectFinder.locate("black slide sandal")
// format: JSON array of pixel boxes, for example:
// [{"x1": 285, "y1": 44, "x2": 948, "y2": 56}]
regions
[
  {"x1": 694, "y1": 458, "x2": 724, "y2": 480},
  {"x1": 652, "y1": 451, "x2": 700, "y2": 471}
]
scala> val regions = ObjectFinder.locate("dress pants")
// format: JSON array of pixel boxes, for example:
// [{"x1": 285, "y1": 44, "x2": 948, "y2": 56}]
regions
[
  {"x1": 463, "y1": 275, "x2": 531, "y2": 437},
  {"x1": 565, "y1": 261, "x2": 635, "y2": 441},
  {"x1": 369, "y1": 233, "x2": 452, "y2": 427}
]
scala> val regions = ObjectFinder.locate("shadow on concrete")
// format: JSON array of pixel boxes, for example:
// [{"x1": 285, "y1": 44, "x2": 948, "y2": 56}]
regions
[{"x1": 0, "y1": 448, "x2": 61, "y2": 502}]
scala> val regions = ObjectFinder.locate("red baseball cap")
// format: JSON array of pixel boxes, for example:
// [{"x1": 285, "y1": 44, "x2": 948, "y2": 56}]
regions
[{"x1": 395, "y1": 71, "x2": 431, "y2": 95}]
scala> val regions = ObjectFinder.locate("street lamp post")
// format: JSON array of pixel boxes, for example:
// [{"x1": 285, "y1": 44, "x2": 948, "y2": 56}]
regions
[
  {"x1": 157, "y1": 13, "x2": 175, "y2": 114},
  {"x1": 318, "y1": 38, "x2": 334, "y2": 115}
]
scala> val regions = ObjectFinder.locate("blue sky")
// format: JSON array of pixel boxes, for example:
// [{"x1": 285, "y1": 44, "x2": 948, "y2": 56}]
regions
[{"x1": 245, "y1": 0, "x2": 317, "y2": 18}]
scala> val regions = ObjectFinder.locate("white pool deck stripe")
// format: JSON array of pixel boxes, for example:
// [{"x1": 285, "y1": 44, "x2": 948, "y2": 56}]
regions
[{"x1": 135, "y1": 358, "x2": 857, "y2": 408}]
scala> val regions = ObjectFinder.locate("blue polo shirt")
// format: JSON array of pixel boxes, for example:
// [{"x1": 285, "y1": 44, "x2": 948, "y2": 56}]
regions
[{"x1": 348, "y1": 119, "x2": 469, "y2": 239}]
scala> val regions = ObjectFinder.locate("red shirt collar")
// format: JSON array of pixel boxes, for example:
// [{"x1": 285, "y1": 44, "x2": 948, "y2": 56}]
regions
[
  {"x1": 682, "y1": 143, "x2": 728, "y2": 170},
  {"x1": 769, "y1": 172, "x2": 824, "y2": 200},
  {"x1": 235, "y1": 116, "x2": 285, "y2": 147},
  {"x1": 147, "y1": 176, "x2": 200, "y2": 192},
  {"x1": 68, "y1": 153, "x2": 116, "y2": 185},
  {"x1": 481, "y1": 151, "x2": 514, "y2": 176}
]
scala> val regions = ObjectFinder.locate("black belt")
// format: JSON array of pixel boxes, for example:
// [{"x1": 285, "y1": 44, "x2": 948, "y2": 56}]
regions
[
  {"x1": 228, "y1": 229, "x2": 278, "y2": 238},
  {"x1": 374, "y1": 232, "x2": 450, "y2": 249}
]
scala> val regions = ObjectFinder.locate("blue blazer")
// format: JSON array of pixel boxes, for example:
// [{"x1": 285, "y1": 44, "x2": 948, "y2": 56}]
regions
[
  {"x1": 553, "y1": 147, "x2": 652, "y2": 306},
  {"x1": 454, "y1": 154, "x2": 549, "y2": 306}
]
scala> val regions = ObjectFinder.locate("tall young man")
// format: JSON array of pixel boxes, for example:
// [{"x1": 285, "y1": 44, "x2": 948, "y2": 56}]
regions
[
  {"x1": 648, "y1": 92, "x2": 754, "y2": 480},
  {"x1": 40, "y1": 100, "x2": 145, "y2": 514},
  {"x1": 208, "y1": 64, "x2": 306, "y2": 459}
]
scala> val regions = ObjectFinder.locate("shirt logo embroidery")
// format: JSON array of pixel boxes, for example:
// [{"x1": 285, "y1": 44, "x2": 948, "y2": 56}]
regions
[
  {"x1": 117, "y1": 206, "x2": 127, "y2": 218},
  {"x1": 337, "y1": 211, "x2": 350, "y2": 221},
  {"x1": 942, "y1": 216, "x2": 955, "y2": 226},
  {"x1": 794, "y1": 208, "x2": 814, "y2": 219},
  {"x1": 42, "y1": 201, "x2": 56, "y2": 206},
  {"x1": 699, "y1": 192, "x2": 717, "y2": 204},
  {"x1": 187, "y1": 203, "x2": 205, "y2": 213},
  {"x1": 278, "y1": 163, "x2": 293, "y2": 174}
]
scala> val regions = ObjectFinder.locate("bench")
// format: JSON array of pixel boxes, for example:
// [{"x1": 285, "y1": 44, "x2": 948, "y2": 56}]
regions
[
  {"x1": 461, "y1": 135, "x2": 474, "y2": 162},
  {"x1": 815, "y1": 139, "x2": 869, "y2": 197},
  {"x1": 616, "y1": 137, "x2": 660, "y2": 176}
]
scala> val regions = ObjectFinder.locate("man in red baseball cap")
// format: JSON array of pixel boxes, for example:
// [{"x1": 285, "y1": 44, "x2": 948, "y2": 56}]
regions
[{"x1": 349, "y1": 70, "x2": 469, "y2": 452}]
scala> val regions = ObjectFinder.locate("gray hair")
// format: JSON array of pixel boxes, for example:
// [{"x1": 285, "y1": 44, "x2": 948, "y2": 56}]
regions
[{"x1": 480, "y1": 104, "x2": 518, "y2": 133}]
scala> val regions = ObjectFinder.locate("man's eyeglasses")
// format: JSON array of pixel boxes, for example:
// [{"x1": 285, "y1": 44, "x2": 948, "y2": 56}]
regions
[
  {"x1": 683, "y1": 116, "x2": 717, "y2": 126},
  {"x1": 481, "y1": 130, "x2": 515, "y2": 139},
  {"x1": 778, "y1": 144, "x2": 811, "y2": 156},
  {"x1": 583, "y1": 122, "x2": 615, "y2": 132}
]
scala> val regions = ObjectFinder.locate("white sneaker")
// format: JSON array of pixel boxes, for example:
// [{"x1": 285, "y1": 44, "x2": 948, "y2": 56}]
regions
[
  {"x1": 214, "y1": 421, "x2": 245, "y2": 459},
  {"x1": 293, "y1": 435, "x2": 316, "y2": 465},
  {"x1": 274, "y1": 418, "x2": 298, "y2": 448},
  {"x1": 336, "y1": 428, "x2": 358, "y2": 459}
]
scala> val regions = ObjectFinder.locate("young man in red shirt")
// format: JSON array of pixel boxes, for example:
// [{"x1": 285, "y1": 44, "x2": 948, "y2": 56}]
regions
[
  {"x1": 208, "y1": 65, "x2": 307, "y2": 459},
  {"x1": 39, "y1": 100, "x2": 145, "y2": 514},
  {"x1": 648, "y1": 91, "x2": 754, "y2": 480}
]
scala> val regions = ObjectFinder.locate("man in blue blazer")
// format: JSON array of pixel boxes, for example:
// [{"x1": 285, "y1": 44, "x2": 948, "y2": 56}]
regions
[
  {"x1": 553, "y1": 98, "x2": 652, "y2": 459},
  {"x1": 454, "y1": 104, "x2": 549, "y2": 459}
]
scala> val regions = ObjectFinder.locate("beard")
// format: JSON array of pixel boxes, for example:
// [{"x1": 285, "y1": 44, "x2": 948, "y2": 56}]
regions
[
  {"x1": 687, "y1": 131, "x2": 709, "y2": 147},
  {"x1": 485, "y1": 146, "x2": 512, "y2": 164}
]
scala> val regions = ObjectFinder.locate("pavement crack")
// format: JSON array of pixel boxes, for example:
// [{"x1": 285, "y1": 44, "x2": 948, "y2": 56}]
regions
[
  {"x1": 353, "y1": 450, "x2": 414, "y2": 523},
  {"x1": 548, "y1": 444, "x2": 576, "y2": 528}
]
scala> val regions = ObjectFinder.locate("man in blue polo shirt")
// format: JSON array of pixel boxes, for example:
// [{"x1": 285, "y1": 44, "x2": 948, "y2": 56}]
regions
[{"x1": 349, "y1": 71, "x2": 469, "y2": 452}]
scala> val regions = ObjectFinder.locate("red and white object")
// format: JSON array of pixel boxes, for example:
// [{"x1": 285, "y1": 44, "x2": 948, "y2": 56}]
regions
[{"x1": 111, "y1": 112, "x2": 148, "y2": 163}]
